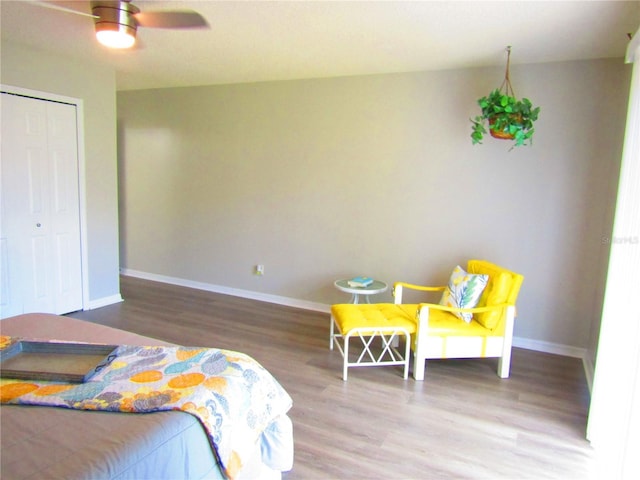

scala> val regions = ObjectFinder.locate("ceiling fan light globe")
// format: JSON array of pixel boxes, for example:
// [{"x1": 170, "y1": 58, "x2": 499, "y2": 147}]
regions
[
  {"x1": 95, "y1": 26, "x2": 136, "y2": 49},
  {"x1": 92, "y1": 1, "x2": 139, "y2": 49}
]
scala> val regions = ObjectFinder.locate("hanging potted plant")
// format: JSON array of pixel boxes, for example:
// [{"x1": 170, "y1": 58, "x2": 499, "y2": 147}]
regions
[{"x1": 470, "y1": 47, "x2": 540, "y2": 148}]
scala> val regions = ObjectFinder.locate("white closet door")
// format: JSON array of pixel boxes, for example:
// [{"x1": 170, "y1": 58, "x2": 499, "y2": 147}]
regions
[{"x1": 0, "y1": 93, "x2": 83, "y2": 318}]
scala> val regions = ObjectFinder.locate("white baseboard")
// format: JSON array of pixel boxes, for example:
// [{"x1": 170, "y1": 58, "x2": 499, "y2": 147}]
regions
[
  {"x1": 512, "y1": 336, "x2": 586, "y2": 359},
  {"x1": 85, "y1": 293, "x2": 123, "y2": 310},
  {"x1": 119, "y1": 269, "x2": 590, "y2": 378},
  {"x1": 120, "y1": 269, "x2": 330, "y2": 313}
]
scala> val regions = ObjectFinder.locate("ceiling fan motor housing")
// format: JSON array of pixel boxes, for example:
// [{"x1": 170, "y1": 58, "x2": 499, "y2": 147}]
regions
[{"x1": 92, "y1": 1, "x2": 139, "y2": 46}]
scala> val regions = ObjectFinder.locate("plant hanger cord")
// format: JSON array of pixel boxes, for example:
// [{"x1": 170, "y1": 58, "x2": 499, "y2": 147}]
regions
[{"x1": 499, "y1": 46, "x2": 515, "y2": 97}]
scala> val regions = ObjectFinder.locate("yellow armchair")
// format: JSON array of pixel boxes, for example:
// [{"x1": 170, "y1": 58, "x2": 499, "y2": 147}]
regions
[{"x1": 394, "y1": 259, "x2": 524, "y2": 380}]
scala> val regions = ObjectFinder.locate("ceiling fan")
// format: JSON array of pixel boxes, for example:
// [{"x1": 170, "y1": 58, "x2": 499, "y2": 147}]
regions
[{"x1": 34, "y1": 1, "x2": 209, "y2": 49}]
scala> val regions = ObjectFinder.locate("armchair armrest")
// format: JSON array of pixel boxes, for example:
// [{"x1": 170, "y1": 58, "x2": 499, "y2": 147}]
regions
[{"x1": 393, "y1": 282, "x2": 445, "y2": 303}]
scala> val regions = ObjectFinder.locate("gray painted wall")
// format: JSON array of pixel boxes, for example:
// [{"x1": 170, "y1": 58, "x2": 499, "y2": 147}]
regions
[
  {"x1": 117, "y1": 58, "x2": 630, "y2": 355},
  {"x1": 1, "y1": 41, "x2": 121, "y2": 307}
]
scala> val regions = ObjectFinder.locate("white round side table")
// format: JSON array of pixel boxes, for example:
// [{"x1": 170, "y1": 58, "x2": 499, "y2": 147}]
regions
[{"x1": 334, "y1": 279, "x2": 388, "y2": 304}]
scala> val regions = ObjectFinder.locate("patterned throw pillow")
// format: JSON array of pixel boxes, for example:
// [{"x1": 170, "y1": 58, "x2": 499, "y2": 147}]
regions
[{"x1": 439, "y1": 265, "x2": 489, "y2": 323}]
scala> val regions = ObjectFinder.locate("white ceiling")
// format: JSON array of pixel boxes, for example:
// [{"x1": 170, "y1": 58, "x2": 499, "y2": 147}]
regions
[{"x1": 2, "y1": 0, "x2": 639, "y2": 91}]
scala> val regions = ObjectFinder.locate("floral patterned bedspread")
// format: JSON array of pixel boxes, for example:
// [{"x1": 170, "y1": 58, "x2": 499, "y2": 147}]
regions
[{"x1": 0, "y1": 336, "x2": 292, "y2": 479}]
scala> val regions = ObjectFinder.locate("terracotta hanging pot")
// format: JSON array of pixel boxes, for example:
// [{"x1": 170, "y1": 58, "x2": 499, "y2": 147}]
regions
[
  {"x1": 488, "y1": 114, "x2": 522, "y2": 140},
  {"x1": 489, "y1": 117, "x2": 514, "y2": 140}
]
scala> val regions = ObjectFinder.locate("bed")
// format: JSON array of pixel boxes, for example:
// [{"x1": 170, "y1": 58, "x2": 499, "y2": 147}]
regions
[{"x1": 0, "y1": 313, "x2": 294, "y2": 480}]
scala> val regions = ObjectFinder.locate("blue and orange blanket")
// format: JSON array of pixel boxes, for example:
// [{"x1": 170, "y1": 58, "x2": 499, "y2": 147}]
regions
[{"x1": 0, "y1": 336, "x2": 292, "y2": 479}]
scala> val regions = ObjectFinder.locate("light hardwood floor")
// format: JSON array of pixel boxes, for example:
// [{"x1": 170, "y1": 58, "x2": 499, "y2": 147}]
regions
[{"x1": 69, "y1": 276, "x2": 595, "y2": 479}]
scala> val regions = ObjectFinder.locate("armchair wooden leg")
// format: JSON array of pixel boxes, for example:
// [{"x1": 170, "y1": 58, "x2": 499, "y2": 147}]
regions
[
  {"x1": 497, "y1": 352, "x2": 511, "y2": 379},
  {"x1": 329, "y1": 315, "x2": 335, "y2": 350},
  {"x1": 343, "y1": 334, "x2": 349, "y2": 381},
  {"x1": 497, "y1": 306, "x2": 515, "y2": 379}
]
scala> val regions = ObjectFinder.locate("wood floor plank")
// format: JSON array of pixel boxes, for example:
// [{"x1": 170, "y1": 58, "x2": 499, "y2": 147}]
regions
[{"x1": 68, "y1": 275, "x2": 595, "y2": 479}]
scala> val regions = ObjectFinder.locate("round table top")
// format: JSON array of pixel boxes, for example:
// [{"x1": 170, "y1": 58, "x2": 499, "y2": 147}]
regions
[{"x1": 334, "y1": 279, "x2": 388, "y2": 295}]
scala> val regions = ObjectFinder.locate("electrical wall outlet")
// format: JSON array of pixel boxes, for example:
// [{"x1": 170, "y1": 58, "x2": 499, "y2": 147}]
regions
[{"x1": 255, "y1": 264, "x2": 265, "y2": 276}]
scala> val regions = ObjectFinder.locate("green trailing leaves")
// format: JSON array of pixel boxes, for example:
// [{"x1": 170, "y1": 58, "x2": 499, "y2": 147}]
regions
[{"x1": 470, "y1": 88, "x2": 540, "y2": 148}]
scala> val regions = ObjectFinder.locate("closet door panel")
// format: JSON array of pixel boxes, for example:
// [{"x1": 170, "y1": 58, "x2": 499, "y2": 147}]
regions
[
  {"x1": 46, "y1": 100, "x2": 82, "y2": 314},
  {"x1": 0, "y1": 93, "x2": 82, "y2": 318}
]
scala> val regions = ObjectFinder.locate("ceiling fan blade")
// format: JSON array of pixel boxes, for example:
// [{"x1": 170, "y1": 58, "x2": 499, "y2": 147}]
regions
[
  {"x1": 32, "y1": 1, "x2": 98, "y2": 19},
  {"x1": 134, "y1": 11, "x2": 209, "y2": 29}
]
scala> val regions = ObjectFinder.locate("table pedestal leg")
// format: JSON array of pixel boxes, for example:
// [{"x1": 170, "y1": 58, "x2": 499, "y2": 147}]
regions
[{"x1": 350, "y1": 293, "x2": 371, "y2": 304}]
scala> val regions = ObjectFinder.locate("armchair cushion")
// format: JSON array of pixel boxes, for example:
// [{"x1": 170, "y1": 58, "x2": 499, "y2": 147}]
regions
[
  {"x1": 475, "y1": 271, "x2": 511, "y2": 330},
  {"x1": 439, "y1": 265, "x2": 488, "y2": 323},
  {"x1": 404, "y1": 305, "x2": 495, "y2": 336}
]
